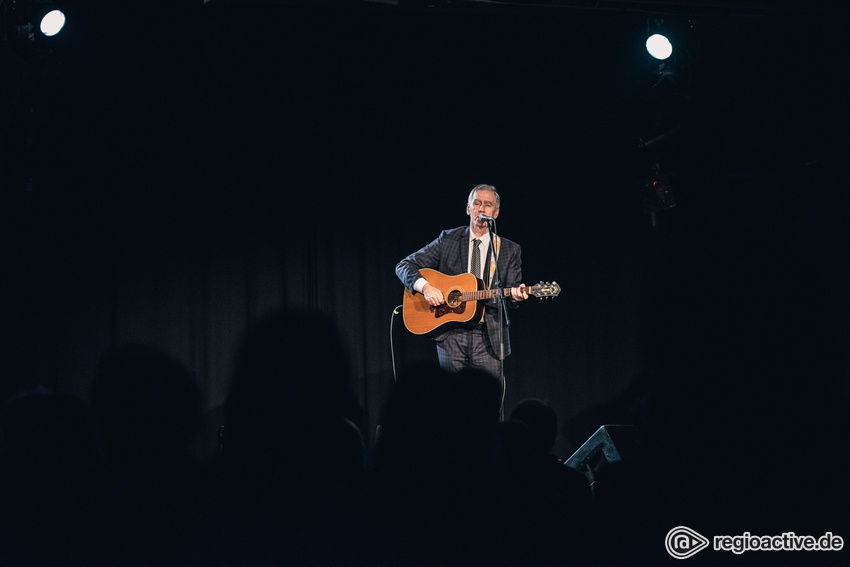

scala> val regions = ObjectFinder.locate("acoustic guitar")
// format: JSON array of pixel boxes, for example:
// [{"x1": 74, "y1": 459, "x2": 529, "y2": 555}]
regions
[{"x1": 402, "y1": 268, "x2": 561, "y2": 335}]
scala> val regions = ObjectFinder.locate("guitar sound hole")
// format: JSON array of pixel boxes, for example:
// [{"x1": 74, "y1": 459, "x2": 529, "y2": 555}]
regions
[{"x1": 446, "y1": 290, "x2": 462, "y2": 308}]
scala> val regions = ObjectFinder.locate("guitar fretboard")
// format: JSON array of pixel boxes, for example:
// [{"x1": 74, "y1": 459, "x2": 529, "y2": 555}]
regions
[{"x1": 459, "y1": 288, "x2": 513, "y2": 302}]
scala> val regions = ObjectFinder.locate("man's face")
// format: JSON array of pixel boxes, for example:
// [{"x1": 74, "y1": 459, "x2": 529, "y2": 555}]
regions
[{"x1": 466, "y1": 189, "x2": 500, "y2": 230}]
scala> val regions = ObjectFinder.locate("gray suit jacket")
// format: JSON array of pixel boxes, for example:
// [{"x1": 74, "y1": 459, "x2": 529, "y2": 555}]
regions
[{"x1": 396, "y1": 226, "x2": 523, "y2": 356}]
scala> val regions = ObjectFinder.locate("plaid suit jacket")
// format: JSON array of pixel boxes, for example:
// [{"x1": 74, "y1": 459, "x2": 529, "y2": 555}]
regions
[{"x1": 396, "y1": 225, "x2": 523, "y2": 355}]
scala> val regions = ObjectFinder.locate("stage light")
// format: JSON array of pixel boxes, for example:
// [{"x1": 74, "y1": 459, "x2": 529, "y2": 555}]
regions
[
  {"x1": 39, "y1": 9, "x2": 65, "y2": 36},
  {"x1": 642, "y1": 172, "x2": 676, "y2": 214},
  {"x1": 5, "y1": 1, "x2": 66, "y2": 42},
  {"x1": 646, "y1": 33, "x2": 672, "y2": 60}
]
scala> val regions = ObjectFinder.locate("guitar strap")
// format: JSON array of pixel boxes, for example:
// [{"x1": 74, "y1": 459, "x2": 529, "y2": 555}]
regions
[{"x1": 484, "y1": 235, "x2": 500, "y2": 289}]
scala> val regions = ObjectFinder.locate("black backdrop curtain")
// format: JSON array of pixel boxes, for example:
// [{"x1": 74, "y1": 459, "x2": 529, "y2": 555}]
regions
[{"x1": 2, "y1": 2, "x2": 848, "y2": 461}]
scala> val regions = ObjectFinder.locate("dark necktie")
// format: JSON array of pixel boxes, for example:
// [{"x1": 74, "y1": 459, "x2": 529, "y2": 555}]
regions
[{"x1": 471, "y1": 238, "x2": 481, "y2": 279}]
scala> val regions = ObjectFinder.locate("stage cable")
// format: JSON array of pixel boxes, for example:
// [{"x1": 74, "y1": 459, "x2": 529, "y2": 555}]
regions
[{"x1": 390, "y1": 304, "x2": 403, "y2": 382}]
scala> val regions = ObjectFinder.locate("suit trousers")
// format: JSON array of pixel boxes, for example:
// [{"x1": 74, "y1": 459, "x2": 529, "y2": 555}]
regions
[{"x1": 435, "y1": 324, "x2": 503, "y2": 383}]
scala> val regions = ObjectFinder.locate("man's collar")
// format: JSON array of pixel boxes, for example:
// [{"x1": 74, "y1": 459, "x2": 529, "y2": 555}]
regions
[{"x1": 470, "y1": 230, "x2": 491, "y2": 244}]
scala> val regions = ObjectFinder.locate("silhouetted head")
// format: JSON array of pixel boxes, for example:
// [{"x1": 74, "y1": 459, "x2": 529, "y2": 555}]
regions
[
  {"x1": 372, "y1": 363, "x2": 504, "y2": 511},
  {"x1": 509, "y1": 398, "x2": 558, "y2": 455},
  {"x1": 90, "y1": 345, "x2": 200, "y2": 463},
  {"x1": 219, "y1": 311, "x2": 361, "y2": 507},
  {"x1": 0, "y1": 387, "x2": 101, "y2": 514},
  {"x1": 455, "y1": 367, "x2": 503, "y2": 425},
  {"x1": 224, "y1": 310, "x2": 353, "y2": 443}
]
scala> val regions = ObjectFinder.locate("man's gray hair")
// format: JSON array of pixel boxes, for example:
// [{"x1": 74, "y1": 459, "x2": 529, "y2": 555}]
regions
[{"x1": 468, "y1": 184, "x2": 500, "y2": 208}]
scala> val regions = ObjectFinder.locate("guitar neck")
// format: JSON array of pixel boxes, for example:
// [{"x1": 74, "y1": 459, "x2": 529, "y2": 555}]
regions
[{"x1": 461, "y1": 288, "x2": 513, "y2": 302}]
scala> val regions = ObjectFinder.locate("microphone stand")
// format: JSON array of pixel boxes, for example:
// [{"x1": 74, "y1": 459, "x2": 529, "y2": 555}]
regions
[{"x1": 485, "y1": 218, "x2": 508, "y2": 421}]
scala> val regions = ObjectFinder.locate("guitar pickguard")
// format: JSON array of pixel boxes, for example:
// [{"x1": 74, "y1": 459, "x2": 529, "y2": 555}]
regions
[{"x1": 433, "y1": 301, "x2": 466, "y2": 319}]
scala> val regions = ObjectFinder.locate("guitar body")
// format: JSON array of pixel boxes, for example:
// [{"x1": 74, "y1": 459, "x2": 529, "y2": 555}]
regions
[{"x1": 402, "y1": 269, "x2": 485, "y2": 335}]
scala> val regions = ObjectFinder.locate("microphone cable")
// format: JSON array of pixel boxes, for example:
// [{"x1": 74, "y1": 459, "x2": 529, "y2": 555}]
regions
[{"x1": 389, "y1": 304, "x2": 403, "y2": 382}]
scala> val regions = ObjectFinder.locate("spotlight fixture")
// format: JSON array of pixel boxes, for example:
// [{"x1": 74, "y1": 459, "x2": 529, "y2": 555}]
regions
[
  {"x1": 39, "y1": 8, "x2": 65, "y2": 37},
  {"x1": 5, "y1": 0, "x2": 66, "y2": 41},
  {"x1": 645, "y1": 18, "x2": 677, "y2": 61},
  {"x1": 646, "y1": 33, "x2": 672, "y2": 60}
]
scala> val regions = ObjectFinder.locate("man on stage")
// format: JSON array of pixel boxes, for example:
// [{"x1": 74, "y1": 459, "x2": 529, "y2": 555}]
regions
[{"x1": 396, "y1": 184, "x2": 528, "y2": 381}]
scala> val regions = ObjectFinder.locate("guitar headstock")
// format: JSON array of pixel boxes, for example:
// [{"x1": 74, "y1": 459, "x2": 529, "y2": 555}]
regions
[{"x1": 529, "y1": 281, "x2": 561, "y2": 299}]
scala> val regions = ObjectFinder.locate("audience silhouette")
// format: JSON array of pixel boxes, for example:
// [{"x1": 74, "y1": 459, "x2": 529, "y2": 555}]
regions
[
  {"x1": 0, "y1": 387, "x2": 102, "y2": 567},
  {"x1": 1, "y1": 226, "x2": 847, "y2": 567},
  {"x1": 370, "y1": 363, "x2": 509, "y2": 565},
  {"x1": 187, "y1": 310, "x2": 403, "y2": 566},
  {"x1": 508, "y1": 398, "x2": 592, "y2": 511},
  {"x1": 89, "y1": 344, "x2": 204, "y2": 566}
]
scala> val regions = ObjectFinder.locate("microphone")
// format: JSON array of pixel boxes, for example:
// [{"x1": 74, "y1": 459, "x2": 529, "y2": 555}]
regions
[{"x1": 478, "y1": 214, "x2": 496, "y2": 222}]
